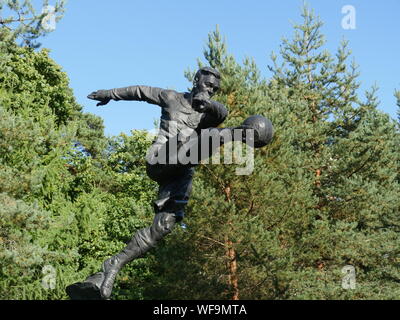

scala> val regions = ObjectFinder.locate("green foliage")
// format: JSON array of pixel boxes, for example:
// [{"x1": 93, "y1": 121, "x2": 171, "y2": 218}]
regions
[
  {"x1": 0, "y1": 34, "x2": 157, "y2": 299},
  {"x1": 0, "y1": 43, "x2": 81, "y2": 125},
  {"x1": 395, "y1": 89, "x2": 400, "y2": 123}
]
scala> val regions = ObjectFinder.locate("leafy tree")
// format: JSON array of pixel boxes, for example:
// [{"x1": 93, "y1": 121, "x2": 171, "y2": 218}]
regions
[
  {"x1": 0, "y1": 43, "x2": 82, "y2": 126},
  {"x1": 0, "y1": 34, "x2": 157, "y2": 299}
]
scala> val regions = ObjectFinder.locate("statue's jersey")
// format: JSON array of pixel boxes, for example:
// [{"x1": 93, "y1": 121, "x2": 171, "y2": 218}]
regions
[
  {"x1": 108, "y1": 85, "x2": 228, "y2": 212},
  {"x1": 109, "y1": 85, "x2": 228, "y2": 151}
]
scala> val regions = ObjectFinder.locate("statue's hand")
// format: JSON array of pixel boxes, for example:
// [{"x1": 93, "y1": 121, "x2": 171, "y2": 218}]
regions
[
  {"x1": 192, "y1": 93, "x2": 212, "y2": 113},
  {"x1": 88, "y1": 90, "x2": 111, "y2": 106}
]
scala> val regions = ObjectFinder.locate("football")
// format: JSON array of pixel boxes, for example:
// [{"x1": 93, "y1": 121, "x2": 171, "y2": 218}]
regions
[{"x1": 242, "y1": 115, "x2": 274, "y2": 148}]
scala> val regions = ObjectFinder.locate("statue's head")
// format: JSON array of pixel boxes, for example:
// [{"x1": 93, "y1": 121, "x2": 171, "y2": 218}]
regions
[{"x1": 193, "y1": 66, "x2": 221, "y2": 98}]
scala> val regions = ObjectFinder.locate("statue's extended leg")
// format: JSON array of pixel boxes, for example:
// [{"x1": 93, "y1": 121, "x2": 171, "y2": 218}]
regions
[
  {"x1": 98, "y1": 166, "x2": 192, "y2": 299},
  {"x1": 100, "y1": 207, "x2": 184, "y2": 299},
  {"x1": 66, "y1": 164, "x2": 192, "y2": 300},
  {"x1": 66, "y1": 209, "x2": 182, "y2": 300}
]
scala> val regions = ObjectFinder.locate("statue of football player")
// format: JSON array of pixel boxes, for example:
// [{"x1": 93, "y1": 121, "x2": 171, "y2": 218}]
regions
[{"x1": 66, "y1": 67, "x2": 274, "y2": 300}]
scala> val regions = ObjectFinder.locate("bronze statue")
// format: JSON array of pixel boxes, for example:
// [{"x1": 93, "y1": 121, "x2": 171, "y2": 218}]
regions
[{"x1": 66, "y1": 67, "x2": 273, "y2": 300}]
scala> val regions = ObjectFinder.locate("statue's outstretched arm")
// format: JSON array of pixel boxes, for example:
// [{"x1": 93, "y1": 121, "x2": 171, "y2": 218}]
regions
[{"x1": 88, "y1": 86, "x2": 165, "y2": 107}]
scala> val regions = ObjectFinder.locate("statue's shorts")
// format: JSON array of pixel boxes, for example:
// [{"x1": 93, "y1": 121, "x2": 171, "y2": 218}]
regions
[{"x1": 146, "y1": 162, "x2": 194, "y2": 220}]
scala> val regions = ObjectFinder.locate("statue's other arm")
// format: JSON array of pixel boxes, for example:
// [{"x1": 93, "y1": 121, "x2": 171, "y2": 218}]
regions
[
  {"x1": 88, "y1": 86, "x2": 166, "y2": 107},
  {"x1": 199, "y1": 100, "x2": 229, "y2": 128}
]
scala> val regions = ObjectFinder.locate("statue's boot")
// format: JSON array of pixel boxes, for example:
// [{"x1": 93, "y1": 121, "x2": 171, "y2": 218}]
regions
[
  {"x1": 100, "y1": 211, "x2": 179, "y2": 299},
  {"x1": 66, "y1": 272, "x2": 105, "y2": 300}
]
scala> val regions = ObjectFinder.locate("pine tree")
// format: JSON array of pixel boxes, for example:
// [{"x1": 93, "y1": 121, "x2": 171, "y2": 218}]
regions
[{"x1": 267, "y1": 5, "x2": 400, "y2": 299}]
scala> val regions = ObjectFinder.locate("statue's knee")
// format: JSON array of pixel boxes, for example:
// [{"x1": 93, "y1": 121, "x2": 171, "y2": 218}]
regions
[
  {"x1": 154, "y1": 198, "x2": 188, "y2": 223},
  {"x1": 171, "y1": 199, "x2": 187, "y2": 222},
  {"x1": 152, "y1": 212, "x2": 177, "y2": 237}
]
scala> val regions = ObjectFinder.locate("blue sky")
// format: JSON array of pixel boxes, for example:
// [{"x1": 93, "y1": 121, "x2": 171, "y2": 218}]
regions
[{"x1": 38, "y1": 0, "x2": 400, "y2": 136}]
